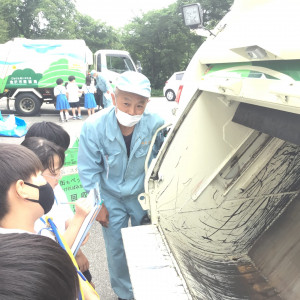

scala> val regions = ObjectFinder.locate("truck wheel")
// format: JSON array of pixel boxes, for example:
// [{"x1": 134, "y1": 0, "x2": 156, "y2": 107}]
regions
[
  {"x1": 165, "y1": 89, "x2": 176, "y2": 101},
  {"x1": 15, "y1": 93, "x2": 41, "y2": 116}
]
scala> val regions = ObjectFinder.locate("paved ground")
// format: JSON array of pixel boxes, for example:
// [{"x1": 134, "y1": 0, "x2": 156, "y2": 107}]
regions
[{"x1": 0, "y1": 97, "x2": 177, "y2": 300}]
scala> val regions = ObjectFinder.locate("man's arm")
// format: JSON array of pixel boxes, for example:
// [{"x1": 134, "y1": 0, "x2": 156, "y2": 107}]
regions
[
  {"x1": 78, "y1": 121, "x2": 103, "y2": 192},
  {"x1": 96, "y1": 74, "x2": 111, "y2": 93}
]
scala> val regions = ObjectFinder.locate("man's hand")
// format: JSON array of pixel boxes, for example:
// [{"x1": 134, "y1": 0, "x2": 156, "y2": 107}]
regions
[
  {"x1": 74, "y1": 197, "x2": 93, "y2": 219},
  {"x1": 76, "y1": 250, "x2": 89, "y2": 272},
  {"x1": 96, "y1": 204, "x2": 109, "y2": 227}
]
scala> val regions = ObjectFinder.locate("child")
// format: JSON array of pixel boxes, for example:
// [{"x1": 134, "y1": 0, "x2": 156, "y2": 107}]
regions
[
  {"x1": 23, "y1": 126, "x2": 94, "y2": 284},
  {"x1": 53, "y1": 78, "x2": 70, "y2": 123},
  {"x1": 21, "y1": 137, "x2": 92, "y2": 249},
  {"x1": 66, "y1": 75, "x2": 82, "y2": 120},
  {"x1": 26, "y1": 121, "x2": 70, "y2": 151},
  {"x1": 82, "y1": 75, "x2": 97, "y2": 116},
  {"x1": 0, "y1": 233, "x2": 79, "y2": 300},
  {"x1": 0, "y1": 143, "x2": 99, "y2": 300},
  {"x1": 0, "y1": 143, "x2": 53, "y2": 233}
]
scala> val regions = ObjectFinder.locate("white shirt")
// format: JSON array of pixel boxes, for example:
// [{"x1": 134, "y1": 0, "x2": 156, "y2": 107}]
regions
[
  {"x1": 34, "y1": 184, "x2": 74, "y2": 238},
  {"x1": 66, "y1": 81, "x2": 80, "y2": 103},
  {"x1": 81, "y1": 84, "x2": 96, "y2": 94},
  {"x1": 0, "y1": 225, "x2": 56, "y2": 241},
  {"x1": 54, "y1": 85, "x2": 67, "y2": 96}
]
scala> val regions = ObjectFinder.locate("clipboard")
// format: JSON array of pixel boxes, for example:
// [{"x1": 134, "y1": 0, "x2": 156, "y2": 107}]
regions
[{"x1": 71, "y1": 183, "x2": 102, "y2": 256}]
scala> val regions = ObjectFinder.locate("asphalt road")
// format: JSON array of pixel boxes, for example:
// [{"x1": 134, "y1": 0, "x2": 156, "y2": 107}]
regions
[{"x1": 0, "y1": 97, "x2": 177, "y2": 300}]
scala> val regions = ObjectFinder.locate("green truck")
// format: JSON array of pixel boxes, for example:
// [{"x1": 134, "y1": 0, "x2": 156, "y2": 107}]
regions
[{"x1": 0, "y1": 38, "x2": 138, "y2": 116}]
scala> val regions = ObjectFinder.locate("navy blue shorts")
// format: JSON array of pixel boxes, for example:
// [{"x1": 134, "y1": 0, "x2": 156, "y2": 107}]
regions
[{"x1": 69, "y1": 101, "x2": 80, "y2": 108}]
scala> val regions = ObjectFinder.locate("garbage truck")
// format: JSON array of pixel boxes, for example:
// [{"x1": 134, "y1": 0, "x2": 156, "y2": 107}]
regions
[
  {"x1": 121, "y1": 1, "x2": 300, "y2": 299},
  {"x1": 0, "y1": 38, "x2": 138, "y2": 116}
]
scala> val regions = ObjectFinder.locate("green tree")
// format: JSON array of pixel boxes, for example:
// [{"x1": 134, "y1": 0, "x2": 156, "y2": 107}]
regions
[
  {"x1": 0, "y1": 0, "x2": 40, "y2": 38},
  {"x1": 37, "y1": 0, "x2": 78, "y2": 39},
  {"x1": 0, "y1": 0, "x2": 78, "y2": 39},
  {"x1": 0, "y1": 19, "x2": 9, "y2": 43},
  {"x1": 121, "y1": 0, "x2": 233, "y2": 90},
  {"x1": 121, "y1": 5, "x2": 201, "y2": 90},
  {"x1": 73, "y1": 14, "x2": 122, "y2": 53},
  {"x1": 0, "y1": 0, "x2": 122, "y2": 54}
]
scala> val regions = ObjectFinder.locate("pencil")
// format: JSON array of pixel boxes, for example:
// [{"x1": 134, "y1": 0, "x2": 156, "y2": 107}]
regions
[{"x1": 60, "y1": 202, "x2": 76, "y2": 205}]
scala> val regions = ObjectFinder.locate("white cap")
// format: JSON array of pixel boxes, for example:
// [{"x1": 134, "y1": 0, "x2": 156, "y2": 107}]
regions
[
  {"x1": 90, "y1": 70, "x2": 97, "y2": 77},
  {"x1": 116, "y1": 71, "x2": 151, "y2": 98}
]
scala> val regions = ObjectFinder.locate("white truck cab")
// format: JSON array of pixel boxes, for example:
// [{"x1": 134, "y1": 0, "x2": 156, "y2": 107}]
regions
[{"x1": 94, "y1": 49, "x2": 140, "y2": 89}]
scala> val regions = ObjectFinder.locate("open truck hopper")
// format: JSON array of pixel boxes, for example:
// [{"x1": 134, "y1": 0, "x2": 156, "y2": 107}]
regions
[{"x1": 122, "y1": 1, "x2": 300, "y2": 299}]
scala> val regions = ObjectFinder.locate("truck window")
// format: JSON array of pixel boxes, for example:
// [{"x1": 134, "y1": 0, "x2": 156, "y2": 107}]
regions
[{"x1": 106, "y1": 55, "x2": 135, "y2": 73}]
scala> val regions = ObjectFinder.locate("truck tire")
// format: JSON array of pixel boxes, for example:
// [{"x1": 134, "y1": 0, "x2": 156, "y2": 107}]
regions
[
  {"x1": 165, "y1": 89, "x2": 176, "y2": 101},
  {"x1": 15, "y1": 93, "x2": 41, "y2": 116}
]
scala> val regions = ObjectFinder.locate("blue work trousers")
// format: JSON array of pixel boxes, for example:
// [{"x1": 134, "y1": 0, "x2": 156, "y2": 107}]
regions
[{"x1": 102, "y1": 194, "x2": 145, "y2": 299}]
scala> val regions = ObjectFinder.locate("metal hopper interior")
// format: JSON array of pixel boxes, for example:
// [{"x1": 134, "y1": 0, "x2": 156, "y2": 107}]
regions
[{"x1": 145, "y1": 88, "x2": 300, "y2": 299}]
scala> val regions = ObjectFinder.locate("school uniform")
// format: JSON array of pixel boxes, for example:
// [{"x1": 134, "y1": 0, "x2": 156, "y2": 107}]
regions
[
  {"x1": 82, "y1": 84, "x2": 97, "y2": 109},
  {"x1": 66, "y1": 82, "x2": 80, "y2": 108},
  {"x1": 54, "y1": 85, "x2": 70, "y2": 110}
]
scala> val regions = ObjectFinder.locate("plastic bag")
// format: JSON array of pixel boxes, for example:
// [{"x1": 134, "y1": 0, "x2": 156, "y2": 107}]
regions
[{"x1": 0, "y1": 111, "x2": 27, "y2": 137}]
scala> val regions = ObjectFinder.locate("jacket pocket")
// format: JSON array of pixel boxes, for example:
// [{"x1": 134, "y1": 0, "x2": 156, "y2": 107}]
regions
[
  {"x1": 134, "y1": 146, "x2": 148, "y2": 158},
  {"x1": 104, "y1": 151, "x2": 121, "y2": 178}
]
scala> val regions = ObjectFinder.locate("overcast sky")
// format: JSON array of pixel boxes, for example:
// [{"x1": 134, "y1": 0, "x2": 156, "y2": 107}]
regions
[{"x1": 76, "y1": 0, "x2": 177, "y2": 28}]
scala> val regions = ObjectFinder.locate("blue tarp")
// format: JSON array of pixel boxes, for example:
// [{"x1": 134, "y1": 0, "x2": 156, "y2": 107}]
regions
[{"x1": 0, "y1": 111, "x2": 27, "y2": 137}]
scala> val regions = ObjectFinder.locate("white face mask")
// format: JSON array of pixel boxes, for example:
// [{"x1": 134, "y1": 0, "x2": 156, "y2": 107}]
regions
[{"x1": 115, "y1": 108, "x2": 143, "y2": 127}]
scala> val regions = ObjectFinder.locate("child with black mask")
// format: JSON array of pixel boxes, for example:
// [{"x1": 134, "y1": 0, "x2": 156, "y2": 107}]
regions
[
  {"x1": 21, "y1": 137, "x2": 93, "y2": 248},
  {"x1": 0, "y1": 144, "x2": 54, "y2": 233},
  {"x1": 0, "y1": 143, "x2": 99, "y2": 300}
]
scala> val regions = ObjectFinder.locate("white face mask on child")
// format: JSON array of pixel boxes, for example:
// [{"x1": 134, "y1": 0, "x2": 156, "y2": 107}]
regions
[{"x1": 115, "y1": 108, "x2": 143, "y2": 127}]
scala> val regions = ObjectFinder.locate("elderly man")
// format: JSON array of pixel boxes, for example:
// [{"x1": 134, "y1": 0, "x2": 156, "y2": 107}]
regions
[
  {"x1": 78, "y1": 71, "x2": 165, "y2": 300},
  {"x1": 90, "y1": 70, "x2": 112, "y2": 109}
]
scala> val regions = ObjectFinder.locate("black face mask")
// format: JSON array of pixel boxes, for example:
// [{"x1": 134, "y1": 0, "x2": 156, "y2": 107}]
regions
[{"x1": 24, "y1": 182, "x2": 55, "y2": 214}]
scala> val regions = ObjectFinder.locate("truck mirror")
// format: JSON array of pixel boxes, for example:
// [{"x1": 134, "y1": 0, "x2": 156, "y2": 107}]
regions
[
  {"x1": 136, "y1": 60, "x2": 143, "y2": 73},
  {"x1": 182, "y1": 3, "x2": 203, "y2": 29}
]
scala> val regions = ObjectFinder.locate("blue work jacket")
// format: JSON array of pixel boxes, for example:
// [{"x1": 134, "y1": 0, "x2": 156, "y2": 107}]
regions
[
  {"x1": 95, "y1": 72, "x2": 112, "y2": 108},
  {"x1": 95, "y1": 73, "x2": 110, "y2": 93},
  {"x1": 78, "y1": 106, "x2": 165, "y2": 200}
]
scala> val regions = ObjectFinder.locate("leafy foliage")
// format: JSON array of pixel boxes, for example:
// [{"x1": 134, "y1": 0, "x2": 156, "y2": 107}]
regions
[
  {"x1": 73, "y1": 14, "x2": 123, "y2": 53},
  {"x1": 121, "y1": 6, "x2": 202, "y2": 89},
  {"x1": 0, "y1": 0, "x2": 77, "y2": 38},
  {"x1": 120, "y1": 0, "x2": 233, "y2": 89}
]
